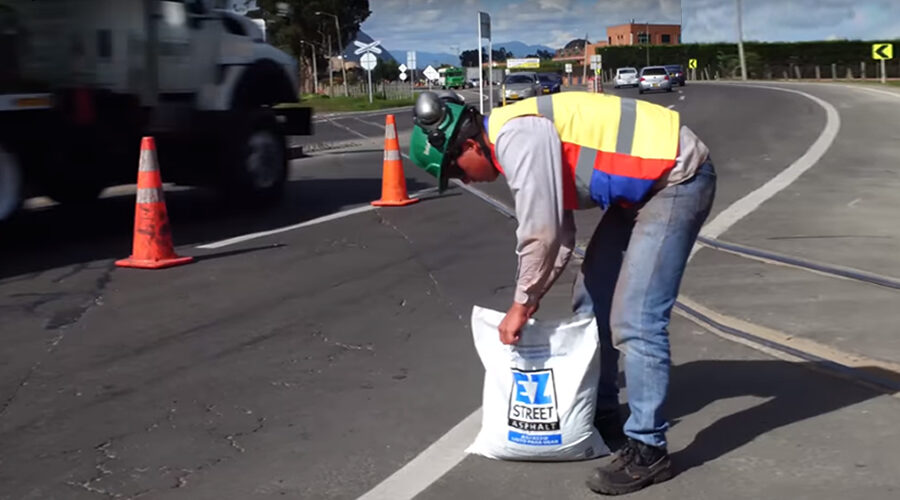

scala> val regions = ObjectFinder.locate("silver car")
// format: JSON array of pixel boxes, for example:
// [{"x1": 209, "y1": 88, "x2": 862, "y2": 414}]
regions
[
  {"x1": 638, "y1": 66, "x2": 673, "y2": 94},
  {"x1": 614, "y1": 67, "x2": 639, "y2": 88},
  {"x1": 502, "y1": 72, "x2": 541, "y2": 102}
]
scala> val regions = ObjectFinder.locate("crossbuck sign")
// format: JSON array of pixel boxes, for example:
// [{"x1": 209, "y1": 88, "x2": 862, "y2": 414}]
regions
[{"x1": 352, "y1": 40, "x2": 382, "y2": 103}]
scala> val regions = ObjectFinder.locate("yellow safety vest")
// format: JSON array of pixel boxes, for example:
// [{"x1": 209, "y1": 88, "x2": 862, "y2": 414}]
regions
[{"x1": 488, "y1": 93, "x2": 680, "y2": 208}]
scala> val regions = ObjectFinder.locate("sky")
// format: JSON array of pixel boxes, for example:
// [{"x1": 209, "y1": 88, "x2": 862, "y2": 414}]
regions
[{"x1": 361, "y1": 0, "x2": 900, "y2": 54}]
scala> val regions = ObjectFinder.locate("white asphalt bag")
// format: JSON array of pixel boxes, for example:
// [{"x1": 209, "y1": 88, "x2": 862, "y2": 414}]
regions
[{"x1": 466, "y1": 306, "x2": 608, "y2": 461}]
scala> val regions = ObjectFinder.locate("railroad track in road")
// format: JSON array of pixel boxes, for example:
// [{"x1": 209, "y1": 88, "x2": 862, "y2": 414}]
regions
[{"x1": 311, "y1": 84, "x2": 900, "y2": 398}]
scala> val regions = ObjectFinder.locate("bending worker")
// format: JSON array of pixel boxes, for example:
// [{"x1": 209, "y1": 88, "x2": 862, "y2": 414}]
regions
[{"x1": 408, "y1": 90, "x2": 716, "y2": 496}]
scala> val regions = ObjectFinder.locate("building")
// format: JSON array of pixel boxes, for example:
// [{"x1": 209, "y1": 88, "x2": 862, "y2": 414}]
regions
[
  {"x1": 553, "y1": 23, "x2": 681, "y2": 67},
  {"x1": 606, "y1": 22, "x2": 681, "y2": 46},
  {"x1": 553, "y1": 39, "x2": 608, "y2": 65}
]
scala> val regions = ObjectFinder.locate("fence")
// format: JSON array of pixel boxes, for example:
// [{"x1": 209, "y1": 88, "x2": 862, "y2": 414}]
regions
[{"x1": 320, "y1": 81, "x2": 417, "y2": 100}]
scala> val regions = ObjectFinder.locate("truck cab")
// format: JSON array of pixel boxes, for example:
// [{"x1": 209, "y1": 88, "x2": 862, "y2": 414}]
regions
[{"x1": 0, "y1": 0, "x2": 312, "y2": 221}]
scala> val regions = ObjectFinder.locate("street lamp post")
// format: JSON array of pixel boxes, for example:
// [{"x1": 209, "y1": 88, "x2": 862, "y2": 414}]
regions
[
  {"x1": 646, "y1": 20, "x2": 650, "y2": 67},
  {"x1": 736, "y1": 0, "x2": 748, "y2": 80},
  {"x1": 300, "y1": 41, "x2": 318, "y2": 94},
  {"x1": 315, "y1": 11, "x2": 349, "y2": 97}
]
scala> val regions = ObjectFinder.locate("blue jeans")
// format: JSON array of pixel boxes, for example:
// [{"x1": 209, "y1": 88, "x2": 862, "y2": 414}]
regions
[{"x1": 572, "y1": 161, "x2": 716, "y2": 448}]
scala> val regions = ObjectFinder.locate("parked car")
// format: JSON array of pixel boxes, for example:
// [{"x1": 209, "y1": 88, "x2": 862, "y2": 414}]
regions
[
  {"x1": 665, "y1": 64, "x2": 686, "y2": 86},
  {"x1": 502, "y1": 72, "x2": 541, "y2": 102},
  {"x1": 638, "y1": 66, "x2": 673, "y2": 94},
  {"x1": 537, "y1": 72, "x2": 562, "y2": 94},
  {"x1": 614, "y1": 67, "x2": 639, "y2": 88}
]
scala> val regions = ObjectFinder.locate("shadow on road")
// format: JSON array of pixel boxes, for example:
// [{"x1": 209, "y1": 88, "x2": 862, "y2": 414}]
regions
[
  {"x1": 0, "y1": 175, "x2": 433, "y2": 280},
  {"x1": 659, "y1": 360, "x2": 891, "y2": 473}
]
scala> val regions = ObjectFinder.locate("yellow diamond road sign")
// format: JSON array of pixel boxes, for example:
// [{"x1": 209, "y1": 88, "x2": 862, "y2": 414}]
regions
[
  {"x1": 872, "y1": 43, "x2": 893, "y2": 60},
  {"x1": 688, "y1": 58, "x2": 698, "y2": 69}
]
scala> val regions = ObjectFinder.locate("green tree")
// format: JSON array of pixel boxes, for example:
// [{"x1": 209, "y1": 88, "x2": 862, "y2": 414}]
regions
[
  {"x1": 248, "y1": 0, "x2": 371, "y2": 91},
  {"x1": 537, "y1": 49, "x2": 555, "y2": 60},
  {"x1": 373, "y1": 58, "x2": 400, "y2": 81}
]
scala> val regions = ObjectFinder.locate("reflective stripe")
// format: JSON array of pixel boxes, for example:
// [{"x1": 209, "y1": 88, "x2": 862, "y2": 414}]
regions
[
  {"x1": 574, "y1": 145, "x2": 598, "y2": 208},
  {"x1": 384, "y1": 149, "x2": 401, "y2": 161},
  {"x1": 138, "y1": 150, "x2": 158, "y2": 172},
  {"x1": 137, "y1": 187, "x2": 163, "y2": 204},
  {"x1": 615, "y1": 98, "x2": 637, "y2": 154},
  {"x1": 536, "y1": 95, "x2": 554, "y2": 122},
  {"x1": 385, "y1": 124, "x2": 397, "y2": 140}
]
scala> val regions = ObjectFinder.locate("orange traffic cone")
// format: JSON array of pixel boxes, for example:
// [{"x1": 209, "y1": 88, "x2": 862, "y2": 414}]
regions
[
  {"x1": 115, "y1": 137, "x2": 194, "y2": 269},
  {"x1": 371, "y1": 114, "x2": 419, "y2": 207}
]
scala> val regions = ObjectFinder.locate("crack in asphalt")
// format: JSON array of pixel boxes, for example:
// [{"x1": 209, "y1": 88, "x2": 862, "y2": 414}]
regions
[
  {"x1": 0, "y1": 262, "x2": 116, "y2": 417},
  {"x1": 375, "y1": 212, "x2": 466, "y2": 325}
]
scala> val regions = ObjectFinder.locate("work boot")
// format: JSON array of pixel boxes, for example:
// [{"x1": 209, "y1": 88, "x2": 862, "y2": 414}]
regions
[
  {"x1": 594, "y1": 408, "x2": 627, "y2": 452},
  {"x1": 586, "y1": 438, "x2": 673, "y2": 496}
]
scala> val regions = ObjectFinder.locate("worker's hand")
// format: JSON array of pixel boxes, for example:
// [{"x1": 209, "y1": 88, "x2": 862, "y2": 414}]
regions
[{"x1": 499, "y1": 302, "x2": 538, "y2": 345}]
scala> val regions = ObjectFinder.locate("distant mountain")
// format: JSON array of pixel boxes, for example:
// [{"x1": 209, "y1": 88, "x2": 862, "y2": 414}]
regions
[
  {"x1": 492, "y1": 41, "x2": 555, "y2": 57},
  {"x1": 342, "y1": 34, "x2": 555, "y2": 69},
  {"x1": 342, "y1": 30, "x2": 397, "y2": 64},
  {"x1": 396, "y1": 51, "x2": 460, "y2": 68}
]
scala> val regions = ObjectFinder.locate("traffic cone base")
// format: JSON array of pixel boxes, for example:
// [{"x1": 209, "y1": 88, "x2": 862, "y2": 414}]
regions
[
  {"x1": 116, "y1": 255, "x2": 194, "y2": 269},
  {"x1": 117, "y1": 137, "x2": 193, "y2": 270},
  {"x1": 371, "y1": 197, "x2": 419, "y2": 207},
  {"x1": 372, "y1": 114, "x2": 419, "y2": 207}
]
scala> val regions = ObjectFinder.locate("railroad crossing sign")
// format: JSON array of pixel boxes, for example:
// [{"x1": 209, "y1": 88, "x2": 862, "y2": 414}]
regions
[
  {"x1": 353, "y1": 40, "x2": 383, "y2": 56},
  {"x1": 359, "y1": 52, "x2": 377, "y2": 71},
  {"x1": 872, "y1": 43, "x2": 893, "y2": 60},
  {"x1": 352, "y1": 39, "x2": 382, "y2": 104},
  {"x1": 423, "y1": 65, "x2": 440, "y2": 81},
  {"x1": 688, "y1": 58, "x2": 698, "y2": 69}
]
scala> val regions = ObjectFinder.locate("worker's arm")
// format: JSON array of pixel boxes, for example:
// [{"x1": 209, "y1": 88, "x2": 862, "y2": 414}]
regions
[
  {"x1": 494, "y1": 116, "x2": 569, "y2": 342},
  {"x1": 539, "y1": 210, "x2": 575, "y2": 298}
]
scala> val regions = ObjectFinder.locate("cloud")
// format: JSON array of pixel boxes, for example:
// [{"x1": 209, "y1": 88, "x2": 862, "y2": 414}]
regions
[{"x1": 362, "y1": 0, "x2": 899, "y2": 54}]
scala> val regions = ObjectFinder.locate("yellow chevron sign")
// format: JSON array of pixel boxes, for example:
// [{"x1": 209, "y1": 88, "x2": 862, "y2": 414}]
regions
[
  {"x1": 688, "y1": 58, "x2": 698, "y2": 69},
  {"x1": 872, "y1": 43, "x2": 893, "y2": 60}
]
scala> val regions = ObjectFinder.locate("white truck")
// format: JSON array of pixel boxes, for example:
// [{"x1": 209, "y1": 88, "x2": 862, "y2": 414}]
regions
[{"x1": 0, "y1": 0, "x2": 312, "y2": 222}]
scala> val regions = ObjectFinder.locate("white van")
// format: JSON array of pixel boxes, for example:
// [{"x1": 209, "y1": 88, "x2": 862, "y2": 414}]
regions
[{"x1": 614, "y1": 67, "x2": 639, "y2": 88}]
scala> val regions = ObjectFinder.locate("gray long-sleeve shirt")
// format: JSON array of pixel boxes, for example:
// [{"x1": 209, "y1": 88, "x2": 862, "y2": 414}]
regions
[{"x1": 494, "y1": 115, "x2": 709, "y2": 306}]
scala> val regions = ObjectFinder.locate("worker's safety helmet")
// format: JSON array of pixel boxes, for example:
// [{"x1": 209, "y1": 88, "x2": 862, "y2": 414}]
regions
[{"x1": 408, "y1": 91, "x2": 471, "y2": 191}]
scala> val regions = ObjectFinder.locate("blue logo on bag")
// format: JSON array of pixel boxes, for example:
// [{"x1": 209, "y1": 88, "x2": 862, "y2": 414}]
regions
[
  {"x1": 507, "y1": 368, "x2": 561, "y2": 445},
  {"x1": 513, "y1": 371, "x2": 554, "y2": 405}
]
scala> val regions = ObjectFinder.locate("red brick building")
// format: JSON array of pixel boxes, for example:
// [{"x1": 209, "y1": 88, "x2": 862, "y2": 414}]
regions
[
  {"x1": 606, "y1": 23, "x2": 681, "y2": 46},
  {"x1": 553, "y1": 23, "x2": 682, "y2": 66}
]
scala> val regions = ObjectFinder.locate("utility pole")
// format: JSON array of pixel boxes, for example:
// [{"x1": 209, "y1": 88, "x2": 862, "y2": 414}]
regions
[
  {"x1": 646, "y1": 20, "x2": 650, "y2": 66},
  {"x1": 316, "y1": 11, "x2": 349, "y2": 96},
  {"x1": 300, "y1": 41, "x2": 318, "y2": 94},
  {"x1": 326, "y1": 34, "x2": 334, "y2": 96},
  {"x1": 582, "y1": 33, "x2": 588, "y2": 86},
  {"x1": 736, "y1": 0, "x2": 748, "y2": 80}
]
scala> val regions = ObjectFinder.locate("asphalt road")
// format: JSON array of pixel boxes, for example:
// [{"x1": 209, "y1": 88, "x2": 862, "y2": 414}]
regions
[{"x1": 1, "y1": 82, "x2": 899, "y2": 499}]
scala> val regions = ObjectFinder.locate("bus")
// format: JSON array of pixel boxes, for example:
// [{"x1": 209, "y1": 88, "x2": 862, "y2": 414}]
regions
[{"x1": 439, "y1": 67, "x2": 466, "y2": 89}]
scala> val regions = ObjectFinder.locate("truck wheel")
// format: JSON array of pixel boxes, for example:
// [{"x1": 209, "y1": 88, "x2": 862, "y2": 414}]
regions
[
  {"x1": 227, "y1": 123, "x2": 287, "y2": 203},
  {"x1": 0, "y1": 145, "x2": 23, "y2": 222}
]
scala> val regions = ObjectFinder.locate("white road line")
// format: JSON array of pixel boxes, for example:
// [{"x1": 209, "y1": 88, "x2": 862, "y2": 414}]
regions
[
  {"x1": 325, "y1": 117, "x2": 373, "y2": 140},
  {"x1": 354, "y1": 116, "x2": 388, "y2": 129},
  {"x1": 194, "y1": 118, "x2": 438, "y2": 250},
  {"x1": 842, "y1": 85, "x2": 900, "y2": 100},
  {"x1": 197, "y1": 187, "x2": 438, "y2": 250},
  {"x1": 357, "y1": 409, "x2": 482, "y2": 500},
  {"x1": 196, "y1": 205, "x2": 377, "y2": 249},
  {"x1": 358, "y1": 83, "x2": 844, "y2": 500},
  {"x1": 690, "y1": 84, "x2": 841, "y2": 259}
]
